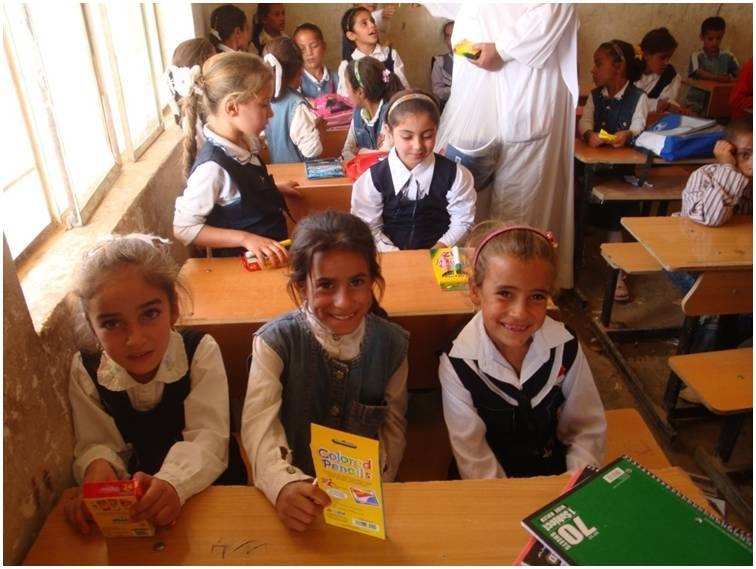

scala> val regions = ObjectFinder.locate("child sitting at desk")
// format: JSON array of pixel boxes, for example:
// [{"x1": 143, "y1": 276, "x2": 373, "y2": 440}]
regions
[
  {"x1": 294, "y1": 23, "x2": 339, "y2": 99},
  {"x1": 635, "y1": 27, "x2": 687, "y2": 114},
  {"x1": 65, "y1": 234, "x2": 246, "y2": 534},
  {"x1": 686, "y1": 16, "x2": 739, "y2": 114},
  {"x1": 350, "y1": 90, "x2": 476, "y2": 251},
  {"x1": 439, "y1": 223, "x2": 606, "y2": 479},
  {"x1": 241, "y1": 211, "x2": 409, "y2": 532},
  {"x1": 262, "y1": 37, "x2": 324, "y2": 163}
]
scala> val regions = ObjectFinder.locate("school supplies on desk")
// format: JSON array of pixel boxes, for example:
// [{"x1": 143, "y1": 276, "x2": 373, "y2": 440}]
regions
[
  {"x1": 521, "y1": 456, "x2": 752, "y2": 565},
  {"x1": 597, "y1": 129, "x2": 618, "y2": 143},
  {"x1": 453, "y1": 39, "x2": 481, "y2": 60},
  {"x1": 304, "y1": 158, "x2": 345, "y2": 179},
  {"x1": 82, "y1": 480, "x2": 155, "y2": 538},
  {"x1": 634, "y1": 113, "x2": 723, "y2": 161},
  {"x1": 430, "y1": 246, "x2": 469, "y2": 291},
  {"x1": 309, "y1": 424, "x2": 386, "y2": 540},
  {"x1": 241, "y1": 239, "x2": 292, "y2": 271}
]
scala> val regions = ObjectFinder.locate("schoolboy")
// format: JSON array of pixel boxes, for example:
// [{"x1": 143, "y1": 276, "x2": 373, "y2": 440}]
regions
[{"x1": 686, "y1": 17, "x2": 739, "y2": 113}]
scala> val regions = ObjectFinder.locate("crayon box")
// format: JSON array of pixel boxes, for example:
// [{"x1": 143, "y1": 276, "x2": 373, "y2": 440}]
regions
[{"x1": 82, "y1": 479, "x2": 155, "y2": 537}]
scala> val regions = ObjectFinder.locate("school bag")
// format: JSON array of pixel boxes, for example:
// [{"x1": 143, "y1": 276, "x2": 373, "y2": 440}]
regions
[
  {"x1": 634, "y1": 113, "x2": 724, "y2": 161},
  {"x1": 312, "y1": 94, "x2": 353, "y2": 129}
]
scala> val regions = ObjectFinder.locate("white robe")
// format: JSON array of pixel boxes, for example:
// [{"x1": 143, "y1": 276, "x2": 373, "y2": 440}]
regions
[{"x1": 425, "y1": 3, "x2": 578, "y2": 289}]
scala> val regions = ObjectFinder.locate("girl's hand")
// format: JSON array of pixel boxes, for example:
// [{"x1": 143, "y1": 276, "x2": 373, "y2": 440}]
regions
[
  {"x1": 713, "y1": 139, "x2": 738, "y2": 166},
  {"x1": 278, "y1": 180, "x2": 301, "y2": 198},
  {"x1": 65, "y1": 459, "x2": 118, "y2": 534},
  {"x1": 610, "y1": 130, "x2": 633, "y2": 148},
  {"x1": 585, "y1": 131, "x2": 604, "y2": 148},
  {"x1": 130, "y1": 472, "x2": 181, "y2": 527},
  {"x1": 314, "y1": 116, "x2": 328, "y2": 134},
  {"x1": 275, "y1": 481, "x2": 331, "y2": 532},
  {"x1": 469, "y1": 43, "x2": 504, "y2": 71},
  {"x1": 241, "y1": 234, "x2": 290, "y2": 268},
  {"x1": 656, "y1": 99, "x2": 672, "y2": 112}
]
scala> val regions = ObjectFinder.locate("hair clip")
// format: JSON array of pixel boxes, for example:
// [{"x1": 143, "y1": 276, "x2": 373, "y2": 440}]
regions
[
  {"x1": 353, "y1": 59, "x2": 364, "y2": 89},
  {"x1": 386, "y1": 92, "x2": 437, "y2": 119},
  {"x1": 166, "y1": 64, "x2": 202, "y2": 98},
  {"x1": 263, "y1": 53, "x2": 283, "y2": 97},
  {"x1": 382, "y1": 68, "x2": 391, "y2": 84}
]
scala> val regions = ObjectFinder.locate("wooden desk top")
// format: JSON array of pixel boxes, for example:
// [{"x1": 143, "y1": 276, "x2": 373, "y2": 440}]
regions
[
  {"x1": 621, "y1": 216, "x2": 753, "y2": 271},
  {"x1": 669, "y1": 348, "x2": 753, "y2": 414},
  {"x1": 177, "y1": 249, "x2": 475, "y2": 327},
  {"x1": 574, "y1": 137, "x2": 648, "y2": 165},
  {"x1": 682, "y1": 78, "x2": 736, "y2": 92},
  {"x1": 591, "y1": 166, "x2": 690, "y2": 202},
  {"x1": 267, "y1": 162, "x2": 352, "y2": 191},
  {"x1": 24, "y1": 468, "x2": 711, "y2": 565}
]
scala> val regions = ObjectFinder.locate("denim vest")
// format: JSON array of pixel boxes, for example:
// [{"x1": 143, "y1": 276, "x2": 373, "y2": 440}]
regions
[
  {"x1": 447, "y1": 335, "x2": 579, "y2": 478},
  {"x1": 591, "y1": 83, "x2": 644, "y2": 134},
  {"x1": 265, "y1": 88, "x2": 307, "y2": 164},
  {"x1": 301, "y1": 69, "x2": 339, "y2": 99},
  {"x1": 353, "y1": 102, "x2": 388, "y2": 150},
  {"x1": 80, "y1": 330, "x2": 247, "y2": 485},
  {"x1": 257, "y1": 310, "x2": 409, "y2": 476},
  {"x1": 370, "y1": 153, "x2": 455, "y2": 249}
]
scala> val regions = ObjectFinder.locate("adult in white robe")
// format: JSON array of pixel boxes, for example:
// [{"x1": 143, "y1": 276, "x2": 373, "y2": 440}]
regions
[{"x1": 425, "y1": 3, "x2": 579, "y2": 290}]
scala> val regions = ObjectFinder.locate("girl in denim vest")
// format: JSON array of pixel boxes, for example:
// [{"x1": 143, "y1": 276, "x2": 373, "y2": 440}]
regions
[{"x1": 242, "y1": 211, "x2": 409, "y2": 532}]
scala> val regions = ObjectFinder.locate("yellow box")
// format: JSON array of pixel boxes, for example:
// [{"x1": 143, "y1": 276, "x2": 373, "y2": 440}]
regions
[
  {"x1": 430, "y1": 247, "x2": 470, "y2": 291},
  {"x1": 82, "y1": 480, "x2": 155, "y2": 538}
]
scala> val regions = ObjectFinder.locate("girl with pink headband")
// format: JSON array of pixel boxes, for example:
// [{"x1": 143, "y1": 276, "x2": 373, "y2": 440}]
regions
[{"x1": 439, "y1": 222, "x2": 606, "y2": 479}]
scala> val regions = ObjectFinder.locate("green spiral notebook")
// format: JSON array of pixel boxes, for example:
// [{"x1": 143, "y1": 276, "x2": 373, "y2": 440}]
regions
[{"x1": 521, "y1": 456, "x2": 752, "y2": 565}]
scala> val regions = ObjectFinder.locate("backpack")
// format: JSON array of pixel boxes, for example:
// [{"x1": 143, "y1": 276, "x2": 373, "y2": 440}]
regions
[
  {"x1": 312, "y1": 94, "x2": 353, "y2": 129},
  {"x1": 634, "y1": 113, "x2": 724, "y2": 161}
]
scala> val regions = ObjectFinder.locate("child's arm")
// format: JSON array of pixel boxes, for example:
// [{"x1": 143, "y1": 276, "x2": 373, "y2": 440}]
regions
[
  {"x1": 556, "y1": 345, "x2": 607, "y2": 471},
  {"x1": 336, "y1": 60, "x2": 349, "y2": 98},
  {"x1": 438, "y1": 354, "x2": 507, "y2": 479},
  {"x1": 431, "y1": 56, "x2": 452, "y2": 102},
  {"x1": 681, "y1": 157, "x2": 750, "y2": 227},
  {"x1": 289, "y1": 103, "x2": 323, "y2": 159},
  {"x1": 610, "y1": 93, "x2": 650, "y2": 148},
  {"x1": 341, "y1": 119, "x2": 358, "y2": 160},
  {"x1": 652, "y1": 73, "x2": 683, "y2": 112},
  {"x1": 578, "y1": 95, "x2": 604, "y2": 148},
  {"x1": 64, "y1": 458, "x2": 118, "y2": 534},
  {"x1": 437, "y1": 163, "x2": 476, "y2": 247},
  {"x1": 350, "y1": 170, "x2": 400, "y2": 251},
  {"x1": 378, "y1": 357, "x2": 408, "y2": 482}
]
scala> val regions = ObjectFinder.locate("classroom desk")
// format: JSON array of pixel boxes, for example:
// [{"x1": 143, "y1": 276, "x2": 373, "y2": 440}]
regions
[
  {"x1": 176, "y1": 250, "x2": 476, "y2": 406},
  {"x1": 23, "y1": 467, "x2": 710, "y2": 565},
  {"x1": 683, "y1": 78, "x2": 736, "y2": 118},
  {"x1": 321, "y1": 126, "x2": 349, "y2": 158},
  {"x1": 621, "y1": 215, "x2": 753, "y2": 271}
]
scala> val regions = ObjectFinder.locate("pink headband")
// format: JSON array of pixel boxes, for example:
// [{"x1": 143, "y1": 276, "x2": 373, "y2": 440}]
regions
[{"x1": 472, "y1": 224, "x2": 559, "y2": 269}]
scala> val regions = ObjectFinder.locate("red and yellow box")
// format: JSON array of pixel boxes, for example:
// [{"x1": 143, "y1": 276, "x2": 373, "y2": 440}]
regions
[{"x1": 82, "y1": 480, "x2": 155, "y2": 537}]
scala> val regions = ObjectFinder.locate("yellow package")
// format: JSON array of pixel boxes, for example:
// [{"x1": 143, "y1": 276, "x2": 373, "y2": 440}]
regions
[
  {"x1": 310, "y1": 424, "x2": 386, "y2": 540},
  {"x1": 82, "y1": 480, "x2": 155, "y2": 538},
  {"x1": 598, "y1": 129, "x2": 618, "y2": 142},
  {"x1": 430, "y1": 247, "x2": 469, "y2": 291},
  {"x1": 453, "y1": 39, "x2": 481, "y2": 60}
]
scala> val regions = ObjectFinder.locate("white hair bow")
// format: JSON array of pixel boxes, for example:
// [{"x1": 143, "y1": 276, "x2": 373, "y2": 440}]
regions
[
  {"x1": 86, "y1": 233, "x2": 172, "y2": 258},
  {"x1": 263, "y1": 53, "x2": 283, "y2": 98},
  {"x1": 167, "y1": 64, "x2": 202, "y2": 98}
]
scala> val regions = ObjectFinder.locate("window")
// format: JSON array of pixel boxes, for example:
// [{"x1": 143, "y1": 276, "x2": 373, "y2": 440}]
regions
[{"x1": 2, "y1": 2, "x2": 195, "y2": 261}]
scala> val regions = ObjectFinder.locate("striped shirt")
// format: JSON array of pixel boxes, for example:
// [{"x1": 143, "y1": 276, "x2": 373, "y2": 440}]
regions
[{"x1": 681, "y1": 163, "x2": 752, "y2": 226}]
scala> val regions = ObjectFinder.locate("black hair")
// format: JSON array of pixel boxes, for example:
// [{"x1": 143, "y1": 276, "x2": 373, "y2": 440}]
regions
[
  {"x1": 701, "y1": 16, "x2": 726, "y2": 35},
  {"x1": 262, "y1": 37, "x2": 303, "y2": 100},
  {"x1": 287, "y1": 211, "x2": 388, "y2": 319},
  {"x1": 251, "y1": 3, "x2": 284, "y2": 53},
  {"x1": 598, "y1": 39, "x2": 644, "y2": 83},
  {"x1": 293, "y1": 22, "x2": 324, "y2": 43},
  {"x1": 725, "y1": 116, "x2": 753, "y2": 142},
  {"x1": 640, "y1": 27, "x2": 678, "y2": 55},
  {"x1": 341, "y1": 6, "x2": 373, "y2": 60},
  {"x1": 208, "y1": 4, "x2": 247, "y2": 51},
  {"x1": 344, "y1": 56, "x2": 403, "y2": 103},
  {"x1": 385, "y1": 89, "x2": 441, "y2": 129}
]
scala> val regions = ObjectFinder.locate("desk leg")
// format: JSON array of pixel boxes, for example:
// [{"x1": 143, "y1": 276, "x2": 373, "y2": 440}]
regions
[
  {"x1": 715, "y1": 413, "x2": 746, "y2": 463},
  {"x1": 694, "y1": 446, "x2": 753, "y2": 527},
  {"x1": 574, "y1": 165, "x2": 594, "y2": 271},
  {"x1": 600, "y1": 267, "x2": 619, "y2": 326}
]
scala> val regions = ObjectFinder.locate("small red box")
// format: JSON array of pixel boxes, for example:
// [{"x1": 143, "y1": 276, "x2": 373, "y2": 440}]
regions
[{"x1": 82, "y1": 480, "x2": 155, "y2": 537}]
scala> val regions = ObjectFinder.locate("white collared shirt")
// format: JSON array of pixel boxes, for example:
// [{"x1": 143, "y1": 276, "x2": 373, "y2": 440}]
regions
[
  {"x1": 336, "y1": 44, "x2": 410, "y2": 99},
  {"x1": 173, "y1": 125, "x2": 264, "y2": 246},
  {"x1": 350, "y1": 148, "x2": 476, "y2": 251},
  {"x1": 341, "y1": 99, "x2": 391, "y2": 160},
  {"x1": 69, "y1": 332, "x2": 231, "y2": 505},
  {"x1": 438, "y1": 313, "x2": 606, "y2": 479},
  {"x1": 578, "y1": 81, "x2": 649, "y2": 137},
  {"x1": 241, "y1": 310, "x2": 408, "y2": 505},
  {"x1": 635, "y1": 71, "x2": 682, "y2": 111}
]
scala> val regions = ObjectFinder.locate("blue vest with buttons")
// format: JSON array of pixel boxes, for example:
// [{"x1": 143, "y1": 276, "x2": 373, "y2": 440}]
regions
[
  {"x1": 370, "y1": 153, "x2": 455, "y2": 249},
  {"x1": 353, "y1": 103, "x2": 388, "y2": 150},
  {"x1": 191, "y1": 141, "x2": 288, "y2": 257},
  {"x1": 265, "y1": 88, "x2": 308, "y2": 164},
  {"x1": 300, "y1": 69, "x2": 339, "y2": 99},
  {"x1": 256, "y1": 310, "x2": 408, "y2": 477},
  {"x1": 591, "y1": 83, "x2": 644, "y2": 134}
]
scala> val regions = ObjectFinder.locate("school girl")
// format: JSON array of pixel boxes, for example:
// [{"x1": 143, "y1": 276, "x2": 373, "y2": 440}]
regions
[
  {"x1": 439, "y1": 223, "x2": 607, "y2": 479},
  {"x1": 251, "y1": 3, "x2": 287, "y2": 54},
  {"x1": 350, "y1": 90, "x2": 476, "y2": 251},
  {"x1": 64, "y1": 234, "x2": 246, "y2": 534},
  {"x1": 173, "y1": 52, "x2": 298, "y2": 262},
  {"x1": 208, "y1": 4, "x2": 251, "y2": 54},
  {"x1": 635, "y1": 27, "x2": 685, "y2": 113},
  {"x1": 242, "y1": 211, "x2": 409, "y2": 532},
  {"x1": 294, "y1": 23, "x2": 339, "y2": 99}
]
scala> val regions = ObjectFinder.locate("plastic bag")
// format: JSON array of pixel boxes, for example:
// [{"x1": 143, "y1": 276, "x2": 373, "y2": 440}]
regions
[
  {"x1": 634, "y1": 113, "x2": 724, "y2": 161},
  {"x1": 343, "y1": 151, "x2": 389, "y2": 181},
  {"x1": 444, "y1": 137, "x2": 500, "y2": 191}
]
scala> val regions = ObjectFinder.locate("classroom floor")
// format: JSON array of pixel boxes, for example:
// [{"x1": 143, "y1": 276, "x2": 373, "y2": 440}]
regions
[{"x1": 397, "y1": 224, "x2": 753, "y2": 532}]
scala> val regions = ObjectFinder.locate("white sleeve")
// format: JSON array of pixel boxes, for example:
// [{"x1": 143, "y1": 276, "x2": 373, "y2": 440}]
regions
[
  {"x1": 578, "y1": 93, "x2": 595, "y2": 136},
  {"x1": 69, "y1": 354, "x2": 131, "y2": 483},
  {"x1": 629, "y1": 93, "x2": 649, "y2": 136},
  {"x1": 350, "y1": 169, "x2": 400, "y2": 252},
  {"x1": 378, "y1": 356, "x2": 408, "y2": 482},
  {"x1": 391, "y1": 48, "x2": 411, "y2": 89},
  {"x1": 241, "y1": 336, "x2": 311, "y2": 505},
  {"x1": 682, "y1": 164, "x2": 750, "y2": 226},
  {"x1": 557, "y1": 344, "x2": 607, "y2": 472},
  {"x1": 336, "y1": 60, "x2": 349, "y2": 98},
  {"x1": 341, "y1": 118, "x2": 358, "y2": 160},
  {"x1": 289, "y1": 102, "x2": 323, "y2": 159},
  {"x1": 173, "y1": 161, "x2": 229, "y2": 246},
  {"x1": 494, "y1": 4, "x2": 575, "y2": 68},
  {"x1": 660, "y1": 73, "x2": 682, "y2": 107},
  {"x1": 154, "y1": 335, "x2": 230, "y2": 505},
  {"x1": 439, "y1": 354, "x2": 507, "y2": 479},
  {"x1": 438, "y1": 163, "x2": 476, "y2": 247}
]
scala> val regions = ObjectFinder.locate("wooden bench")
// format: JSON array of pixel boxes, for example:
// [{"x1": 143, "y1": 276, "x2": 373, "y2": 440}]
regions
[
  {"x1": 591, "y1": 166, "x2": 691, "y2": 216},
  {"x1": 604, "y1": 408, "x2": 671, "y2": 469}
]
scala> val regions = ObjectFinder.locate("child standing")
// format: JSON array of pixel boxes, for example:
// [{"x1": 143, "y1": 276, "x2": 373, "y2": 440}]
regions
[
  {"x1": 341, "y1": 57, "x2": 404, "y2": 160},
  {"x1": 294, "y1": 23, "x2": 339, "y2": 99},
  {"x1": 336, "y1": 6, "x2": 410, "y2": 99},
  {"x1": 430, "y1": 20, "x2": 454, "y2": 112},
  {"x1": 242, "y1": 211, "x2": 409, "y2": 532},
  {"x1": 262, "y1": 37, "x2": 323, "y2": 163},
  {"x1": 686, "y1": 17, "x2": 739, "y2": 114},
  {"x1": 65, "y1": 234, "x2": 246, "y2": 534},
  {"x1": 251, "y1": 3, "x2": 287, "y2": 54},
  {"x1": 351, "y1": 90, "x2": 476, "y2": 251},
  {"x1": 208, "y1": 4, "x2": 251, "y2": 54},
  {"x1": 579, "y1": 40, "x2": 648, "y2": 148},
  {"x1": 635, "y1": 27, "x2": 685, "y2": 113},
  {"x1": 439, "y1": 223, "x2": 606, "y2": 479},
  {"x1": 173, "y1": 52, "x2": 297, "y2": 261}
]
